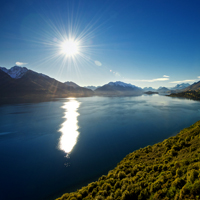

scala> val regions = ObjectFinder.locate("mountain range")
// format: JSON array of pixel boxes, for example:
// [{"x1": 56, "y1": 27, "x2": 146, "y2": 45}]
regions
[
  {"x1": 1, "y1": 66, "x2": 199, "y2": 103},
  {"x1": 154, "y1": 83, "x2": 191, "y2": 94},
  {"x1": 84, "y1": 86, "x2": 100, "y2": 91},
  {"x1": 64, "y1": 81, "x2": 80, "y2": 88},
  {"x1": 183, "y1": 81, "x2": 200, "y2": 91},
  {"x1": 143, "y1": 87, "x2": 157, "y2": 92},
  {"x1": 91, "y1": 83, "x2": 192, "y2": 95},
  {"x1": 94, "y1": 81, "x2": 143, "y2": 96},
  {"x1": 0, "y1": 66, "x2": 93, "y2": 103},
  {"x1": 171, "y1": 83, "x2": 190, "y2": 90},
  {"x1": 169, "y1": 81, "x2": 200, "y2": 100}
]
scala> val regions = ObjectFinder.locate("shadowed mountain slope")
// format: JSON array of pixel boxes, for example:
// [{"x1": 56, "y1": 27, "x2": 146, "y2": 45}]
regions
[
  {"x1": 183, "y1": 81, "x2": 200, "y2": 91},
  {"x1": 169, "y1": 81, "x2": 200, "y2": 100},
  {"x1": 64, "y1": 81, "x2": 80, "y2": 88},
  {"x1": 0, "y1": 66, "x2": 93, "y2": 103},
  {"x1": 95, "y1": 81, "x2": 143, "y2": 96}
]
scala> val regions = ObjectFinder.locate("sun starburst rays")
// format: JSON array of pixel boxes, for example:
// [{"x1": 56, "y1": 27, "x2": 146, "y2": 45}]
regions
[
  {"x1": 60, "y1": 38, "x2": 80, "y2": 57},
  {"x1": 22, "y1": 9, "x2": 108, "y2": 84}
]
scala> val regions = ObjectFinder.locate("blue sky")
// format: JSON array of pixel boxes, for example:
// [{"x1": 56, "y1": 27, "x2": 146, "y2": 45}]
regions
[{"x1": 1, "y1": 0, "x2": 200, "y2": 88}]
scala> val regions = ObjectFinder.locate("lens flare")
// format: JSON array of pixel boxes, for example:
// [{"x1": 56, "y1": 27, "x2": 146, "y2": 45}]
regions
[
  {"x1": 60, "y1": 39, "x2": 80, "y2": 57},
  {"x1": 24, "y1": 9, "x2": 107, "y2": 81}
]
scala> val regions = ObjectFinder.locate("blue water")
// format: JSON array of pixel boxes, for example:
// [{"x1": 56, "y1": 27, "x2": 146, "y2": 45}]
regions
[{"x1": 0, "y1": 95, "x2": 200, "y2": 200}]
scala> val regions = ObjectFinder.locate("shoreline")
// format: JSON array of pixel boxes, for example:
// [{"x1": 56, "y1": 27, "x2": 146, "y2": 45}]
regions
[{"x1": 56, "y1": 120, "x2": 200, "y2": 200}]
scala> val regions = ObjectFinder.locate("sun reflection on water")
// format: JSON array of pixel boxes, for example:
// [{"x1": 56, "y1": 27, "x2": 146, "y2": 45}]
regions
[{"x1": 58, "y1": 98, "x2": 81, "y2": 154}]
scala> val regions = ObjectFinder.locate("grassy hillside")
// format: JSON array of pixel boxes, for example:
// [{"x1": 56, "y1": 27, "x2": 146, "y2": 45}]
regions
[
  {"x1": 169, "y1": 90, "x2": 200, "y2": 100},
  {"x1": 56, "y1": 121, "x2": 200, "y2": 200},
  {"x1": 169, "y1": 81, "x2": 200, "y2": 100}
]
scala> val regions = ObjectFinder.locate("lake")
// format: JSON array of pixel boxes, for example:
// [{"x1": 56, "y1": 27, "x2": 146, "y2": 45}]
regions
[{"x1": 0, "y1": 95, "x2": 200, "y2": 200}]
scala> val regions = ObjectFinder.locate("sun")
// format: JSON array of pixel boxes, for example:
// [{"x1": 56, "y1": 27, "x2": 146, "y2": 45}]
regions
[{"x1": 60, "y1": 39, "x2": 80, "y2": 57}]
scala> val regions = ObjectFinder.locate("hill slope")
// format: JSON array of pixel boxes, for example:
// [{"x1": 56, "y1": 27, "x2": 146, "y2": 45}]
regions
[
  {"x1": 64, "y1": 81, "x2": 80, "y2": 88},
  {"x1": 95, "y1": 81, "x2": 143, "y2": 96},
  {"x1": 184, "y1": 81, "x2": 200, "y2": 91},
  {"x1": 157, "y1": 86, "x2": 170, "y2": 93},
  {"x1": 57, "y1": 121, "x2": 200, "y2": 200},
  {"x1": 169, "y1": 81, "x2": 200, "y2": 100},
  {"x1": 171, "y1": 83, "x2": 190, "y2": 90},
  {"x1": 0, "y1": 66, "x2": 93, "y2": 103}
]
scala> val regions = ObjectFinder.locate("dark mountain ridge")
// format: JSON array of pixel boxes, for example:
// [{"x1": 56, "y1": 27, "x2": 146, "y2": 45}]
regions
[
  {"x1": 95, "y1": 81, "x2": 143, "y2": 96},
  {"x1": 183, "y1": 81, "x2": 200, "y2": 91},
  {"x1": 171, "y1": 83, "x2": 190, "y2": 90},
  {"x1": 156, "y1": 86, "x2": 170, "y2": 93},
  {"x1": 0, "y1": 66, "x2": 93, "y2": 103},
  {"x1": 84, "y1": 86, "x2": 100, "y2": 91},
  {"x1": 169, "y1": 81, "x2": 200, "y2": 100},
  {"x1": 1, "y1": 66, "x2": 199, "y2": 103},
  {"x1": 143, "y1": 87, "x2": 156, "y2": 92},
  {"x1": 64, "y1": 81, "x2": 80, "y2": 88}
]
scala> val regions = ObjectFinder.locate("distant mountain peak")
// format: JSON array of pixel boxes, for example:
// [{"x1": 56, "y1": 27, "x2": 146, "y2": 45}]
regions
[
  {"x1": 84, "y1": 86, "x2": 100, "y2": 91},
  {"x1": 171, "y1": 83, "x2": 190, "y2": 90},
  {"x1": 64, "y1": 81, "x2": 80, "y2": 88},
  {"x1": 156, "y1": 86, "x2": 170, "y2": 93},
  {"x1": 0, "y1": 66, "x2": 28, "y2": 79},
  {"x1": 108, "y1": 81, "x2": 137, "y2": 88},
  {"x1": 95, "y1": 81, "x2": 143, "y2": 96},
  {"x1": 143, "y1": 87, "x2": 156, "y2": 92},
  {"x1": 157, "y1": 86, "x2": 169, "y2": 90}
]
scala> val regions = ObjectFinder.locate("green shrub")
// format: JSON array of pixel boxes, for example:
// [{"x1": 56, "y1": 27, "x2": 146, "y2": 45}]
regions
[
  {"x1": 187, "y1": 169, "x2": 198, "y2": 183},
  {"x1": 106, "y1": 196, "x2": 113, "y2": 200},
  {"x1": 172, "y1": 178, "x2": 185, "y2": 189},
  {"x1": 152, "y1": 165, "x2": 158, "y2": 172},
  {"x1": 166, "y1": 187, "x2": 176, "y2": 198},
  {"x1": 150, "y1": 179, "x2": 162, "y2": 192},
  {"x1": 191, "y1": 180, "x2": 200, "y2": 194},
  {"x1": 104, "y1": 183, "x2": 112, "y2": 192},
  {"x1": 81, "y1": 189, "x2": 88, "y2": 198},
  {"x1": 88, "y1": 182, "x2": 97, "y2": 192},
  {"x1": 176, "y1": 168, "x2": 183, "y2": 177},
  {"x1": 95, "y1": 195, "x2": 105, "y2": 200},
  {"x1": 114, "y1": 181, "x2": 121, "y2": 190},
  {"x1": 170, "y1": 149, "x2": 178, "y2": 156},
  {"x1": 118, "y1": 171, "x2": 126, "y2": 179},
  {"x1": 114, "y1": 189, "x2": 122, "y2": 199},
  {"x1": 92, "y1": 189, "x2": 97, "y2": 197},
  {"x1": 180, "y1": 182, "x2": 192, "y2": 198},
  {"x1": 69, "y1": 197, "x2": 77, "y2": 200},
  {"x1": 121, "y1": 190, "x2": 129, "y2": 200},
  {"x1": 56, "y1": 121, "x2": 200, "y2": 200}
]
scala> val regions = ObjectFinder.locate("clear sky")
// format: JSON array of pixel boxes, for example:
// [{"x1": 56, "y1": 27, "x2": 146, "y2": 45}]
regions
[{"x1": 1, "y1": 0, "x2": 200, "y2": 88}]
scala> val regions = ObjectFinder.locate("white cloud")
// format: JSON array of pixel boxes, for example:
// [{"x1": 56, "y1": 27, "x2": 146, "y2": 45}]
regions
[
  {"x1": 138, "y1": 77, "x2": 169, "y2": 82},
  {"x1": 170, "y1": 80, "x2": 196, "y2": 84},
  {"x1": 198, "y1": 76, "x2": 200, "y2": 79},
  {"x1": 15, "y1": 62, "x2": 27, "y2": 66},
  {"x1": 125, "y1": 76, "x2": 169, "y2": 83},
  {"x1": 115, "y1": 72, "x2": 121, "y2": 77},
  {"x1": 163, "y1": 75, "x2": 169, "y2": 78},
  {"x1": 94, "y1": 60, "x2": 102, "y2": 66}
]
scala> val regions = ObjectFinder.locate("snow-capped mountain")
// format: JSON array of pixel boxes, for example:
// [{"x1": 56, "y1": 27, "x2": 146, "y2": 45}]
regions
[
  {"x1": 95, "y1": 81, "x2": 143, "y2": 96},
  {"x1": 156, "y1": 86, "x2": 170, "y2": 93},
  {"x1": 108, "y1": 81, "x2": 138, "y2": 88},
  {"x1": 143, "y1": 87, "x2": 156, "y2": 92},
  {"x1": 64, "y1": 81, "x2": 80, "y2": 88},
  {"x1": 182, "y1": 81, "x2": 200, "y2": 91},
  {"x1": 0, "y1": 66, "x2": 94, "y2": 103},
  {"x1": 84, "y1": 86, "x2": 100, "y2": 91},
  {"x1": 0, "y1": 66, "x2": 28, "y2": 79},
  {"x1": 171, "y1": 83, "x2": 190, "y2": 90}
]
